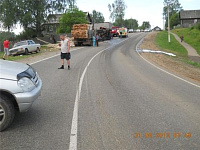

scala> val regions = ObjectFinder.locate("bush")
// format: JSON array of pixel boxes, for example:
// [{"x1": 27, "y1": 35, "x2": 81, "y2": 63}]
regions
[
  {"x1": 16, "y1": 28, "x2": 37, "y2": 41},
  {"x1": 57, "y1": 8, "x2": 87, "y2": 34},
  {"x1": 195, "y1": 23, "x2": 200, "y2": 30}
]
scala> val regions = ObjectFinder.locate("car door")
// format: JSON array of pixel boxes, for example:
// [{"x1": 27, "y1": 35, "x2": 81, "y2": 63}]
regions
[
  {"x1": 27, "y1": 41, "x2": 34, "y2": 52},
  {"x1": 30, "y1": 40, "x2": 36, "y2": 52}
]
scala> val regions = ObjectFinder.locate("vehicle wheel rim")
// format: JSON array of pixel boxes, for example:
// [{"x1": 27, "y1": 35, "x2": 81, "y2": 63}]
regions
[{"x1": 0, "y1": 105, "x2": 6, "y2": 125}]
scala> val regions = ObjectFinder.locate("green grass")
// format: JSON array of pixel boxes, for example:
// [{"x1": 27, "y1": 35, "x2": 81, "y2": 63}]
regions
[
  {"x1": 184, "y1": 60, "x2": 200, "y2": 68},
  {"x1": 172, "y1": 27, "x2": 200, "y2": 55},
  {"x1": 155, "y1": 31, "x2": 188, "y2": 57},
  {"x1": 155, "y1": 31, "x2": 200, "y2": 68}
]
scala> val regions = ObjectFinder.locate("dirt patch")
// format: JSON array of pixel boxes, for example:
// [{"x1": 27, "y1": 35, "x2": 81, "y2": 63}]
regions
[{"x1": 139, "y1": 32, "x2": 200, "y2": 84}]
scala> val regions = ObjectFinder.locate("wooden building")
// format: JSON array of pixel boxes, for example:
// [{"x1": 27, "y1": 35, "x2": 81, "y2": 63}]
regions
[
  {"x1": 42, "y1": 12, "x2": 92, "y2": 35},
  {"x1": 179, "y1": 10, "x2": 200, "y2": 28},
  {"x1": 152, "y1": 26, "x2": 162, "y2": 31}
]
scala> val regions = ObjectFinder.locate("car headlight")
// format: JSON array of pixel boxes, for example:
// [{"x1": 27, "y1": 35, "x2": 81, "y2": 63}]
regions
[{"x1": 18, "y1": 77, "x2": 35, "y2": 92}]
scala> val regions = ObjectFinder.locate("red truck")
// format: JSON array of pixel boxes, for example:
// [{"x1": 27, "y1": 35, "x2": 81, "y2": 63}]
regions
[{"x1": 110, "y1": 26, "x2": 119, "y2": 37}]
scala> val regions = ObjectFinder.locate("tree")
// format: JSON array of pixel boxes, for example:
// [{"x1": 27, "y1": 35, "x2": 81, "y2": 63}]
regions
[
  {"x1": 57, "y1": 8, "x2": 87, "y2": 33},
  {"x1": 163, "y1": 0, "x2": 182, "y2": 29},
  {"x1": 0, "y1": 0, "x2": 73, "y2": 36},
  {"x1": 67, "y1": 0, "x2": 77, "y2": 11},
  {"x1": 124, "y1": 19, "x2": 138, "y2": 29},
  {"x1": 0, "y1": 0, "x2": 18, "y2": 31},
  {"x1": 113, "y1": 18, "x2": 124, "y2": 27},
  {"x1": 140, "y1": 21, "x2": 151, "y2": 30},
  {"x1": 108, "y1": 0, "x2": 127, "y2": 27},
  {"x1": 17, "y1": 0, "x2": 71, "y2": 36},
  {"x1": 90, "y1": 10, "x2": 105, "y2": 23},
  {"x1": 170, "y1": 12, "x2": 180, "y2": 28}
]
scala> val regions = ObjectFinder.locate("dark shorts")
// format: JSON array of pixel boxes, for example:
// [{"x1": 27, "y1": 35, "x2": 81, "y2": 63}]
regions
[{"x1": 61, "y1": 52, "x2": 71, "y2": 60}]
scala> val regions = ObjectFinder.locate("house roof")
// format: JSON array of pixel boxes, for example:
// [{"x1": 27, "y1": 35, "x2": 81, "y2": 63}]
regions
[
  {"x1": 83, "y1": 12, "x2": 92, "y2": 24},
  {"x1": 152, "y1": 26, "x2": 161, "y2": 30},
  {"x1": 180, "y1": 10, "x2": 200, "y2": 19}
]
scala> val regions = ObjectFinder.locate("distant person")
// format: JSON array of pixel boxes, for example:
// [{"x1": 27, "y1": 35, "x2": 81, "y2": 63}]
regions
[
  {"x1": 52, "y1": 34, "x2": 56, "y2": 44},
  {"x1": 93, "y1": 35, "x2": 96, "y2": 47},
  {"x1": 58, "y1": 35, "x2": 71, "y2": 70},
  {"x1": 96, "y1": 34, "x2": 99, "y2": 47},
  {"x1": 180, "y1": 35, "x2": 184, "y2": 42},
  {"x1": 120, "y1": 31, "x2": 122, "y2": 38},
  {"x1": 3, "y1": 39, "x2": 10, "y2": 60}
]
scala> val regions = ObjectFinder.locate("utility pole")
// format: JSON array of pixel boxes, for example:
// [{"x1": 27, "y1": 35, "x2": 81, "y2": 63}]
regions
[
  {"x1": 92, "y1": 11, "x2": 95, "y2": 36},
  {"x1": 164, "y1": 0, "x2": 172, "y2": 42},
  {"x1": 167, "y1": 3, "x2": 170, "y2": 42}
]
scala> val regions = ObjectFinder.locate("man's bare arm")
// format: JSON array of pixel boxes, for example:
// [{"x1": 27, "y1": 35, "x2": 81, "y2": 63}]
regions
[{"x1": 67, "y1": 40, "x2": 70, "y2": 53}]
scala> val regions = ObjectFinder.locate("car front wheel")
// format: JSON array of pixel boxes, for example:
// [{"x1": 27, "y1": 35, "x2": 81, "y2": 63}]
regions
[
  {"x1": 36, "y1": 47, "x2": 40, "y2": 53},
  {"x1": 25, "y1": 49, "x2": 29, "y2": 55},
  {"x1": 0, "y1": 96, "x2": 15, "y2": 131}
]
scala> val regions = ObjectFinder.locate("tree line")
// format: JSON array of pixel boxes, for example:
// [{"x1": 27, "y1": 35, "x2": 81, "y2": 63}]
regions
[
  {"x1": 0, "y1": 0, "x2": 182, "y2": 41},
  {"x1": 0, "y1": 0, "x2": 76, "y2": 36},
  {"x1": 108, "y1": 0, "x2": 150, "y2": 30},
  {"x1": 163, "y1": 0, "x2": 182, "y2": 29}
]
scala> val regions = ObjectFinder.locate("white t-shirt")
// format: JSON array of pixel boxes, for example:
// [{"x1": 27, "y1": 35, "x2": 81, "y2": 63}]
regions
[{"x1": 61, "y1": 38, "x2": 69, "y2": 53}]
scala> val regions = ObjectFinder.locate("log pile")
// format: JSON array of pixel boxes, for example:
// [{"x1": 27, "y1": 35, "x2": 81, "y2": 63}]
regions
[{"x1": 71, "y1": 24, "x2": 89, "y2": 39}]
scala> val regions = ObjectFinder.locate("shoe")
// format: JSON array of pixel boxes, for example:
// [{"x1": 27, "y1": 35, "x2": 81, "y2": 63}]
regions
[
  {"x1": 2, "y1": 58, "x2": 5, "y2": 60},
  {"x1": 68, "y1": 66, "x2": 70, "y2": 70},
  {"x1": 58, "y1": 65, "x2": 64, "y2": 69}
]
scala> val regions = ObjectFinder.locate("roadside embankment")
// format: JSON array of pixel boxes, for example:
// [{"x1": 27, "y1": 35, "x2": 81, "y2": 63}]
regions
[{"x1": 139, "y1": 31, "x2": 200, "y2": 84}]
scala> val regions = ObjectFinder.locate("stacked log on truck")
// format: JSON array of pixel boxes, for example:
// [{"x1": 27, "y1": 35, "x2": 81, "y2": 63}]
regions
[{"x1": 71, "y1": 24, "x2": 93, "y2": 46}]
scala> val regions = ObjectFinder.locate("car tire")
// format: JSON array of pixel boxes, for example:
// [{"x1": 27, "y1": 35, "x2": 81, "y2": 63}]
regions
[
  {"x1": 36, "y1": 47, "x2": 40, "y2": 53},
  {"x1": 0, "y1": 96, "x2": 15, "y2": 132},
  {"x1": 25, "y1": 49, "x2": 29, "y2": 55}
]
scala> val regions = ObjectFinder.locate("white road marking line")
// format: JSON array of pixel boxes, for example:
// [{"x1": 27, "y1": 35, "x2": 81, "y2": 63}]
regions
[
  {"x1": 69, "y1": 49, "x2": 104, "y2": 150},
  {"x1": 136, "y1": 38, "x2": 200, "y2": 89},
  {"x1": 69, "y1": 36, "x2": 134, "y2": 150},
  {"x1": 30, "y1": 47, "x2": 84, "y2": 65}
]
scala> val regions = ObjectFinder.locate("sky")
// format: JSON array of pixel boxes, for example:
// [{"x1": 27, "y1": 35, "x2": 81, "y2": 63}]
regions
[{"x1": 4, "y1": 0, "x2": 200, "y2": 35}]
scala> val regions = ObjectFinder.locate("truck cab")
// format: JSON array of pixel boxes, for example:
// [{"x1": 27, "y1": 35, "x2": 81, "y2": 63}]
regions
[{"x1": 110, "y1": 26, "x2": 119, "y2": 37}]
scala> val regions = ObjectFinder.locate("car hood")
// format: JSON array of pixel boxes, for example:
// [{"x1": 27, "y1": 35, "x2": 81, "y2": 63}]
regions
[
  {"x1": 9, "y1": 46, "x2": 23, "y2": 51},
  {"x1": 0, "y1": 60, "x2": 29, "y2": 80}
]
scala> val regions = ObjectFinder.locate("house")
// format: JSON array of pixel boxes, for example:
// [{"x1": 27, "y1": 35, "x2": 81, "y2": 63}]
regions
[
  {"x1": 42, "y1": 14, "x2": 62, "y2": 35},
  {"x1": 152, "y1": 26, "x2": 162, "y2": 31},
  {"x1": 42, "y1": 12, "x2": 92, "y2": 35},
  {"x1": 179, "y1": 10, "x2": 200, "y2": 28}
]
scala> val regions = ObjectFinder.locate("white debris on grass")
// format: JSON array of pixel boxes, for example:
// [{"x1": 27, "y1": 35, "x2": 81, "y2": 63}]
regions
[{"x1": 141, "y1": 49, "x2": 176, "y2": 57}]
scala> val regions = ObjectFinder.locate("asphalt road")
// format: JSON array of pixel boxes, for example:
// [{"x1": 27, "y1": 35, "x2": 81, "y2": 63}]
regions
[{"x1": 1, "y1": 33, "x2": 200, "y2": 150}]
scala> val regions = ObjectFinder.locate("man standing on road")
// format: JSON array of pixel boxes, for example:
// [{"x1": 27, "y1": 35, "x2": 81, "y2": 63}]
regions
[
  {"x1": 2, "y1": 39, "x2": 10, "y2": 60},
  {"x1": 96, "y1": 34, "x2": 99, "y2": 47},
  {"x1": 93, "y1": 35, "x2": 96, "y2": 47},
  {"x1": 58, "y1": 35, "x2": 71, "y2": 70}
]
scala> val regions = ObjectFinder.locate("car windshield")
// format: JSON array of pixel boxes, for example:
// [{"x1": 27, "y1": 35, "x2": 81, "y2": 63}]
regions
[
  {"x1": 13, "y1": 41, "x2": 27, "y2": 47},
  {"x1": 13, "y1": 43, "x2": 20, "y2": 47}
]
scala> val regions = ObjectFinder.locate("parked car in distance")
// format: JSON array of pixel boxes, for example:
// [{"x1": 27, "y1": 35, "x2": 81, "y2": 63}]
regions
[
  {"x1": 0, "y1": 60, "x2": 42, "y2": 131},
  {"x1": 9, "y1": 40, "x2": 40, "y2": 55},
  {"x1": 136, "y1": 29, "x2": 140, "y2": 32},
  {"x1": 144, "y1": 29, "x2": 150, "y2": 32},
  {"x1": 128, "y1": 29, "x2": 134, "y2": 33}
]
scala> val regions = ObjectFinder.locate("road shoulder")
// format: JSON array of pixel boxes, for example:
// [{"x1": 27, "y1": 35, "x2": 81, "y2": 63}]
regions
[{"x1": 139, "y1": 32, "x2": 200, "y2": 84}]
